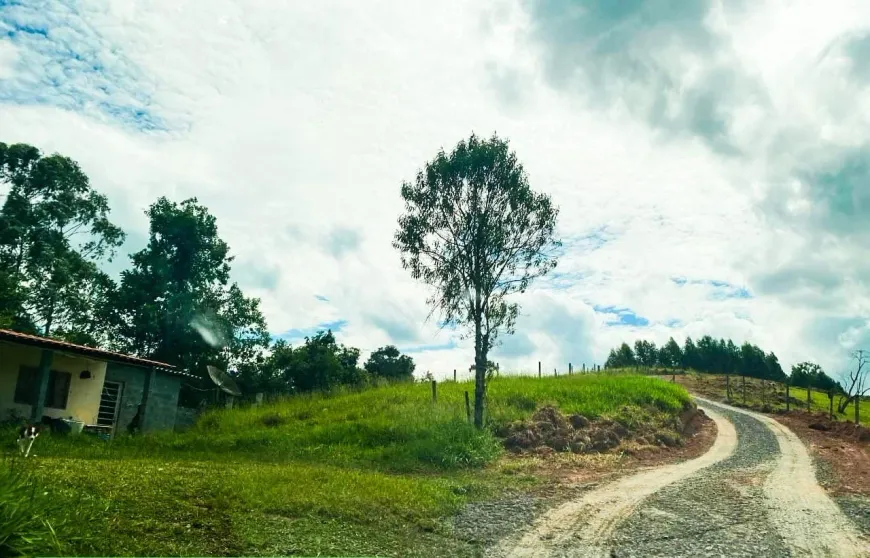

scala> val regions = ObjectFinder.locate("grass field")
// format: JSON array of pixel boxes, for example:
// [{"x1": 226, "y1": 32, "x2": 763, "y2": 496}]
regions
[
  {"x1": 650, "y1": 370, "x2": 870, "y2": 426},
  {"x1": 1, "y1": 373, "x2": 691, "y2": 557}
]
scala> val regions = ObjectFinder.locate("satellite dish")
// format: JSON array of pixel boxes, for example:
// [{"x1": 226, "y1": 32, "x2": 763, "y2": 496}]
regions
[{"x1": 207, "y1": 365, "x2": 242, "y2": 397}]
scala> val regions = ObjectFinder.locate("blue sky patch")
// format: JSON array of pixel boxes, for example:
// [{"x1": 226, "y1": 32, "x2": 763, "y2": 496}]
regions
[
  {"x1": 274, "y1": 319, "x2": 348, "y2": 342},
  {"x1": 594, "y1": 305, "x2": 650, "y2": 327},
  {"x1": 0, "y1": 1, "x2": 165, "y2": 131},
  {"x1": 671, "y1": 277, "x2": 752, "y2": 300},
  {"x1": 399, "y1": 339, "x2": 458, "y2": 354}
]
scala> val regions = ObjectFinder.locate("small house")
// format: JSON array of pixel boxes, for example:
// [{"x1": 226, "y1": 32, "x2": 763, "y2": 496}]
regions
[{"x1": 0, "y1": 329, "x2": 198, "y2": 434}]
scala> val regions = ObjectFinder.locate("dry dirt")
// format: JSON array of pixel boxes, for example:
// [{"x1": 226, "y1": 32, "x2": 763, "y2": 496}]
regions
[{"x1": 776, "y1": 411, "x2": 870, "y2": 496}]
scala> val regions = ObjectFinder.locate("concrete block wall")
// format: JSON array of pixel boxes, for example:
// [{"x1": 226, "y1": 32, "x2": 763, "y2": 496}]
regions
[{"x1": 105, "y1": 363, "x2": 182, "y2": 432}]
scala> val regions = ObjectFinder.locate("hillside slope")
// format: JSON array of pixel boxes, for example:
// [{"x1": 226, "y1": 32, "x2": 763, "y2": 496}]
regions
[{"x1": 7, "y1": 373, "x2": 694, "y2": 556}]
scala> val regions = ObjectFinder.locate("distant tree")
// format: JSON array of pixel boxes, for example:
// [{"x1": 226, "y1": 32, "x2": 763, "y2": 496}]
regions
[
  {"x1": 682, "y1": 337, "x2": 700, "y2": 370},
  {"x1": 659, "y1": 337, "x2": 683, "y2": 370},
  {"x1": 633, "y1": 339, "x2": 658, "y2": 368},
  {"x1": 0, "y1": 142, "x2": 124, "y2": 342},
  {"x1": 282, "y1": 330, "x2": 365, "y2": 393},
  {"x1": 696, "y1": 335, "x2": 718, "y2": 373},
  {"x1": 737, "y1": 342, "x2": 767, "y2": 379},
  {"x1": 394, "y1": 133, "x2": 560, "y2": 428},
  {"x1": 364, "y1": 345, "x2": 416, "y2": 381},
  {"x1": 724, "y1": 339, "x2": 740, "y2": 374},
  {"x1": 605, "y1": 342, "x2": 637, "y2": 369},
  {"x1": 108, "y1": 197, "x2": 270, "y2": 379},
  {"x1": 762, "y1": 351, "x2": 786, "y2": 382}
]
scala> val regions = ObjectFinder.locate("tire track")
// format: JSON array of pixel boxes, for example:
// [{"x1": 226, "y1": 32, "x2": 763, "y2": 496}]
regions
[
  {"x1": 696, "y1": 397, "x2": 869, "y2": 557},
  {"x1": 489, "y1": 405, "x2": 737, "y2": 558}
]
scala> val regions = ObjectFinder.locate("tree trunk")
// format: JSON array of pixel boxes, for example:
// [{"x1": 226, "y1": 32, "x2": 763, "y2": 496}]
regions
[
  {"x1": 838, "y1": 394, "x2": 855, "y2": 414},
  {"x1": 473, "y1": 322, "x2": 486, "y2": 429},
  {"x1": 856, "y1": 395, "x2": 860, "y2": 426}
]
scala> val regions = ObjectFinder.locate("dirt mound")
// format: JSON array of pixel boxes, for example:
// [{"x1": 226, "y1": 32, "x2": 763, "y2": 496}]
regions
[
  {"x1": 784, "y1": 411, "x2": 870, "y2": 442},
  {"x1": 500, "y1": 405, "x2": 707, "y2": 455}
]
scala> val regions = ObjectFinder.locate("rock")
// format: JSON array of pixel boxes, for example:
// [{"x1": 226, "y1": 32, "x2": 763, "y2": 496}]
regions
[
  {"x1": 808, "y1": 422, "x2": 830, "y2": 431},
  {"x1": 569, "y1": 414, "x2": 591, "y2": 429}
]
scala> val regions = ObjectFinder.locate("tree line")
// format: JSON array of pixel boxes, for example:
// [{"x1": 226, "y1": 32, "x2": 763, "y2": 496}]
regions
[
  {"x1": 604, "y1": 335, "x2": 842, "y2": 392},
  {"x1": 0, "y1": 142, "x2": 415, "y2": 402}
]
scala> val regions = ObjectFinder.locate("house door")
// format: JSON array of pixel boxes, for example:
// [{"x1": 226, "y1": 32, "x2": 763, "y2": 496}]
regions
[{"x1": 97, "y1": 381, "x2": 124, "y2": 429}]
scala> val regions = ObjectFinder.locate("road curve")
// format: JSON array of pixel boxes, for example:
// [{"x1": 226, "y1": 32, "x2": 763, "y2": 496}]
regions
[
  {"x1": 490, "y1": 405, "x2": 737, "y2": 558},
  {"x1": 490, "y1": 398, "x2": 870, "y2": 558},
  {"x1": 696, "y1": 397, "x2": 868, "y2": 558}
]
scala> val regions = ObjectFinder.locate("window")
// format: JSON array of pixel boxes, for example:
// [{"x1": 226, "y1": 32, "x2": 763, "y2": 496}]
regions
[{"x1": 14, "y1": 366, "x2": 71, "y2": 410}]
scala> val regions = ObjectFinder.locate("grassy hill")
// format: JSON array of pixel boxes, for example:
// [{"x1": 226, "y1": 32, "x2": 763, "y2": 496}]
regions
[{"x1": 2, "y1": 373, "x2": 691, "y2": 557}]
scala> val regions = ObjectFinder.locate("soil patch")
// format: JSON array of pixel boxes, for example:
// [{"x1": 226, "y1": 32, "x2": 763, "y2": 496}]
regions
[{"x1": 776, "y1": 411, "x2": 870, "y2": 496}]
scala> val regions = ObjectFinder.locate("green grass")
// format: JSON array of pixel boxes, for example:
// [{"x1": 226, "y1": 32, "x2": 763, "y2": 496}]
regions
[
  {"x1": 1, "y1": 373, "x2": 691, "y2": 556},
  {"x1": 659, "y1": 370, "x2": 870, "y2": 426}
]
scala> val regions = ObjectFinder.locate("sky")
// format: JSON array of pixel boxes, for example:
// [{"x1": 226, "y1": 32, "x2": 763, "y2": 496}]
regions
[{"x1": 1, "y1": 0, "x2": 869, "y2": 381}]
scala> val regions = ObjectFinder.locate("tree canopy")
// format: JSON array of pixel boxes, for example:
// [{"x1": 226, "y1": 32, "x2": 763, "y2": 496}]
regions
[
  {"x1": 107, "y1": 197, "x2": 270, "y2": 378},
  {"x1": 364, "y1": 345, "x2": 416, "y2": 381},
  {"x1": 0, "y1": 142, "x2": 124, "y2": 344},
  {"x1": 394, "y1": 132, "x2": 560, "y2": 427},
  {"x1": 605, "y1": 335, "x2": 789, "y2": 383}
]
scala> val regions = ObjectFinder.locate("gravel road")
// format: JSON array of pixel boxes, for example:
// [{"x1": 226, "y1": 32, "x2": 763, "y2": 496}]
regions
[{"x1": 489, "y1": 398, "x2": 869, "y2": 558}]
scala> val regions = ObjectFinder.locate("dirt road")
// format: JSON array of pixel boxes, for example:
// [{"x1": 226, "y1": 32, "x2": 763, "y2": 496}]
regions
[{"x1": 491, "y1": 398, "x2": 869, "y2": 558}]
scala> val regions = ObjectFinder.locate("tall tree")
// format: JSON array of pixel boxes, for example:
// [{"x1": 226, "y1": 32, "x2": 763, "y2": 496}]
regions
[
  {"x1": 659, "y1": 337, "x2": 683, "y2": 370},
  {"x1": 394, "y1": 133, "x2": 560, "y2": 428},
  {"x1": 633, "y1": 339, "x2": 658, "y2": 368},
  {"x1": 763, "y1": 351, "x2": 786, "y2": 382},
  {"x1": 108, "y1": 197, "x2": 269, "y2": 378},
  {"x1": 682, "y1": 337, "x2": 699, "y2": 370},
  {"x1": 0, "y1": 142, "x2": 124, "y2": 342}
]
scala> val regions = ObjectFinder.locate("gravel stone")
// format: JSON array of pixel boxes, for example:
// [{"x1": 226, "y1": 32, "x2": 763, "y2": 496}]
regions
[{"x1": 603, "y1": 402, "x2": 791, "y2": 557}]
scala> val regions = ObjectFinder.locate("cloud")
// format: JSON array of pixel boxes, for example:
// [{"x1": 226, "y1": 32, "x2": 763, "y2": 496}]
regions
[
  {"x1": 521, "y1": 0, "x2": 762, "y2": 155},
  {"x1": 0, "y1": 1, "x2": 168, "y2": 130},
  {"x1": 0, "y1": 38, "x2": 18, "y2": 79},
  {"x1": 2, "y1": 0, "x2": 869, "y2": 382},
  {"x1": 325, "y1": 227, "x2": 362, "y2": 258}
]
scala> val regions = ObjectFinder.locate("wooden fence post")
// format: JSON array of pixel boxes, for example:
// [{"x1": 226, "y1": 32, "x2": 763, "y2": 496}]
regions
[
  {"x1": 582, "y1": 363, "x2": 586, "y2": 372},
  {"x1": 856, "y1": 395, "x2": 860, "y2": 425},
  {"x1": 431, "y1": 380, "x2": 437, "y2": 403},
  {"x1": 554, "y1": 368, "x2": 557, "y2": 377},
  {"x1": 569, "y1": 363, "x2": 572, "y2": 375},
  {"x1": 829, "y1": 391, "x2": 834, "y2": 420},
  {"x1": 464, "y1": 391, "x2": 471, "y2": 423},
  {"x1": 453, "y1": 369, "x2": 457, "y2": 382},
  {"x1": 538, "y1": 361, "x2": 541, "y2": 378}
]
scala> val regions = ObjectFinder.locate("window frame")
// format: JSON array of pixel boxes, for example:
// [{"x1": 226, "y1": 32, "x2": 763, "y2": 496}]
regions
[{"x1": 14, "y1": 366, "x2": 72, "y2": 410}]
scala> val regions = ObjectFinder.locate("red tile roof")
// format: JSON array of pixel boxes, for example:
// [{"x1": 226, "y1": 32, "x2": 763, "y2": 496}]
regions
[{"x1": 0, "y1": 328, "x2": 185, "y2": 374}]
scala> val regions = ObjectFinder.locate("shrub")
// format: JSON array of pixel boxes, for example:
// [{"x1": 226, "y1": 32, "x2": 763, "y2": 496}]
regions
[{"x1": 0, "y1": 464, "x2": 62, "y2": 556}]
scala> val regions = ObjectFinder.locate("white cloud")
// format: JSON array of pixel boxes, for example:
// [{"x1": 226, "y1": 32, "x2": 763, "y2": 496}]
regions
[
  {"x1": 0, "y1": 39, "x2": 17, "y2": 79},
  {"x1": 1, "y1": 0, "x2": 869, "y2": 381}
]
